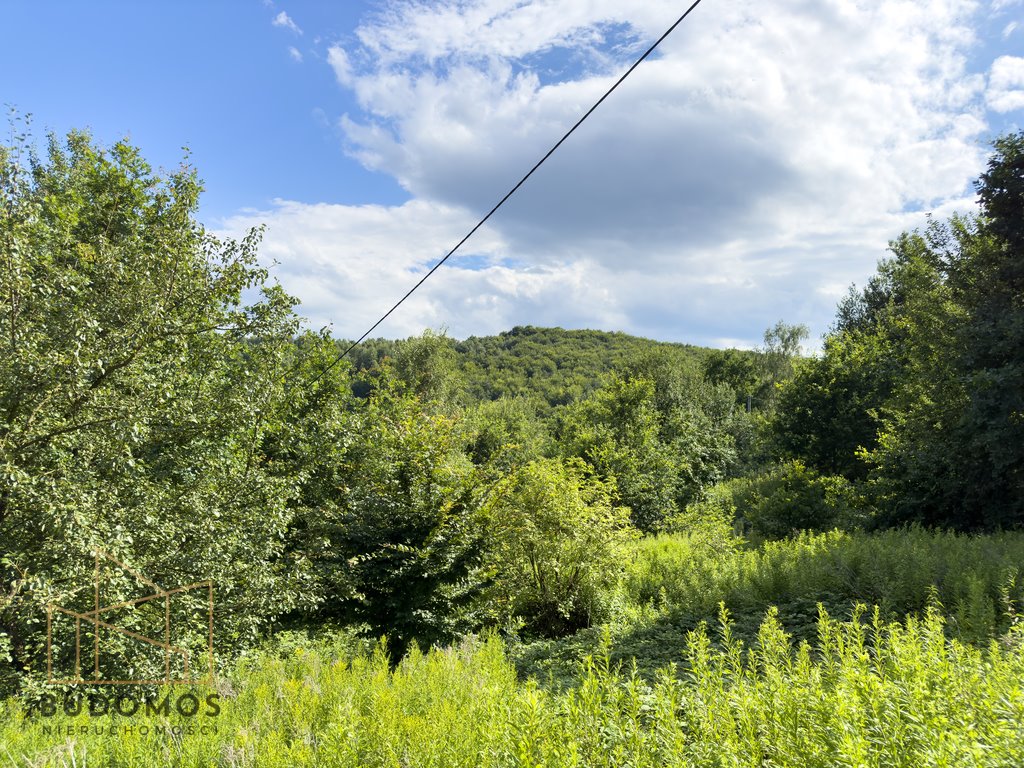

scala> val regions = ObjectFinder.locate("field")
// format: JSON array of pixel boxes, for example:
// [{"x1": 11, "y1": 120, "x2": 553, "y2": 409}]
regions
[{"x1": 4, "y1": 528, "x2": 1024, "y2": 767}]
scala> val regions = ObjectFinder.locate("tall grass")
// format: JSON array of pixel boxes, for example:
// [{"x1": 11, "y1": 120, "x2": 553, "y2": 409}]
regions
[
  {"x1": 621, "y1": 527, "x2": 1024, "y2": 642},
  {"x1": 5, "y1": 528, "x2": 1024, "y2": 765},
  {"x1": 3, "y1": 610, "x2": 1024, "y2": 766}
]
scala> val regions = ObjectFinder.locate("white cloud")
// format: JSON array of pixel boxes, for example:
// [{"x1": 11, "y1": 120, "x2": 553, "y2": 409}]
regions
[
  {"x1": 327, "y1": 46, "x2": 354, "y2": 87},
  {"x1": 272, "y1": 11, "x2": 302, "y2": 35},
  {"x1": 987, "y1": 56, "x2": 1024, "y2": 112},
  {"x1": 219, "y1": 199, "x2": 630, "y2": 339},
  {"x1": 254, "y1": 0, "x2": 999, "y2": 347},
  {"x1": 288, "y1": 46, "x2": 303, "y2": 63},
  {"x1": 1004, "y1": 21, "x2": 1019, "y2": 38}
]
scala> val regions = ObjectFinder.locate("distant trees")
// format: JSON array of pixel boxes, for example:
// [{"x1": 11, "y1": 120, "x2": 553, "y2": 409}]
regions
[
  {"x1": 758, "y1": 321, "x2": 809, "y2": 409},
  {"x1": 556, "y1": 355, "x2": 739, "y2": 533}
]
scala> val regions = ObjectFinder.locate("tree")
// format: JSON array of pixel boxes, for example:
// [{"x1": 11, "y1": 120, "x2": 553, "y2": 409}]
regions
[
  {"x1": 757, "y1": 320, "x2": 809, "y2": 410},
  {"x1": 482, "y1": 457, "x2": 633, "y2": 638},
  {"x1": 772, "y1": 133, "x2": 1024, "y2": 529},
  {"x1": 947, "y1": 132, "x2": 1024, "y2": 526},
  {"x1": 463, "y1": 395, "x2": 550, "y2": 468},
  {"x1": 0, "y1": 127, "x2": 310, "y2": 692},
  {"x1": 772, "y1": 327, "x2": 899, "y2": 480},
  {"x1": 557, "y1": 376, "x2": 679, "y2": 532},
  {"x1": 557, "y1": 366, "x2": 737, "y2": 532},
  {"x1": 314, "y1": 378, "x2": 491, "y2": 657},
  {"x1": 390, "y1": 329, "x2": 463, "y2": 409}
]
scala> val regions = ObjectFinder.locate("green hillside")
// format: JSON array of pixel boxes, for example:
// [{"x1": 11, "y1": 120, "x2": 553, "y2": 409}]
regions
[{"x1": 349, "y1": 325, "x2": 757, "y2": 408}]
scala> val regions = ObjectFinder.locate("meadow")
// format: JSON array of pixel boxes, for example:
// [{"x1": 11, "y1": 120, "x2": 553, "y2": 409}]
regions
[{"x1": 4, "y1": 528, "x2": 1024, "y2": 767}]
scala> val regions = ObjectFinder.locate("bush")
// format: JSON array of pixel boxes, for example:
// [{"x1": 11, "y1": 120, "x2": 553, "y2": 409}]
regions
[
  {"x1": 721, "y1": 460, "x2": 863, "y2": 539},
  {"x1": 483, "y1": 458, "x2": 635, "y2": 638}
]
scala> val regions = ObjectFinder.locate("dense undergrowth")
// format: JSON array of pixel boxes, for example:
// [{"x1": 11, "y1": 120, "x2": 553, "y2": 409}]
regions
[
  {"x1": 516, "y1": 526, "x2": 1024, "y2": 683},
  {"x1": 4, "y1": 528, "x2": 1024, "y2": 766},
  {"x1": 3, "y1": 607, "x2": 1023, "y2": 767}
]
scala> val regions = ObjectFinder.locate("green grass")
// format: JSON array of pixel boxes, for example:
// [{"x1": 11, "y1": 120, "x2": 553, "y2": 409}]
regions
[
  {"x1": 6, "y1": 527, "x2": 1024, "y2": 766},
  {"x1": 622, "y1": 527, "x2": 1024, "y2": 640},
  {"x1": 3, "y1": 609, "x2": 1024, "y2": 766},
  {"x1": 516, "y1": 526, "x2": 1024, "y2": 685}
]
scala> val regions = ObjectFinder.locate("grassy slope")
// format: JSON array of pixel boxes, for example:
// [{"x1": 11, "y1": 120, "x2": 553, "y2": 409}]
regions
[
  {"x1": 4, "y1": 611, "x2": 1023, "y2": 767},
  {"x1": 5, "y1": 529, "x2": 1024, "y2": 766}
]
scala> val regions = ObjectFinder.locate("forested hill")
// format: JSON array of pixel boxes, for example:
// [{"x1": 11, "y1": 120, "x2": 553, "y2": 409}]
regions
[
  {"x1": 456, "y1": 326, "x2": 707, "y2": 404},
  {"x1": 347, "y1": 325, "x2": 758, "y2": 406}
]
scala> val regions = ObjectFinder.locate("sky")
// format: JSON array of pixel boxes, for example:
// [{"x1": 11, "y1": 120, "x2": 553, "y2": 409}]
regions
[{"x1": 2, "y1": 1, "x2": 1023, "y2": 348}]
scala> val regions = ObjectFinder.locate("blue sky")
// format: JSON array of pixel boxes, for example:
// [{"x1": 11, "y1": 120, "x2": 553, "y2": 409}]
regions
[
  {"x1": 2, "y1": 0, "x2": 1023, "y2": 348},
  {"x1": 1, "y1": 1, "x2": 403, "y2": 218}
]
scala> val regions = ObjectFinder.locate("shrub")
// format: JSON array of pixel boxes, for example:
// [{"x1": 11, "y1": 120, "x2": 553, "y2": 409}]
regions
[
  {"x1": 483, "y1": 458, "x2": 635, "y2": 638},
  {"x1": 729, "y1": 460, "x2": 862, "y2": 539}
]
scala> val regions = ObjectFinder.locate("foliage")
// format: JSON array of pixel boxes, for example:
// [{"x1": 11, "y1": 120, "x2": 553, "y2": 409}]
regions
[
  {"x1": 756, "y1": 320, "x2": 809, "y2": 410},
  {"x1": 453, "y1": 325, "x2": 706, "y2": 409},
  {"x1": 557, "y1": 376, "x2": 679, "y2": 532},
  {"x1": 0, "y1": 127, "x2": 311, "y2": 694},
  {"x1": 674, "y1": 461, "x2": 859, "y2": 543},
  {"x1": 771, "y1": 132, "x2": 1024, "y2": 530},
  {"x1": 311, "y1": 378, "x2": 491, "y2": 656},
  {"x1": 557, "y1": 369, "x2": 738, "y2": 533},
  {"x1": 482, "y1": 458, "x2": 634, "y2": 638},
  {"x1": 737, "y1": 460, "x2": 861, "y2": 539},
  {"x1": 772, "y1": 328, "x2": 898, "y2": 479},
  {"x1": 351, "y1": 329, "x2": 464, "y2": 409},
  {"x1": 619, "y1": 528, "x2": 1024, "y2": 646},
  {"x1": 4, "y1": 611, "x2": 1024, "y2": 766},
  {"x1": 701, "y1": 347, "x2": 760, "y2": 406},
  {"x1": 463, "y1": 395, "x2": 551, "y2": 468}
]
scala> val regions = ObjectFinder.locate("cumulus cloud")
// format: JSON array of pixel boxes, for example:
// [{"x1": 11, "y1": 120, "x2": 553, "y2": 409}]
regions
[
  {"x1": 247, "y1": 0, "x2": 1000, "y2": 346},
  {"x1": 218, "y1": 199, "x2": 625, "y2": 339},
  {"x1": 272, "y1": 11, "x2": 302, "y2": 35},
  {"x1": 288, "y1": 46, "x2": 303, "y2": 63},
  {"x1": 987, "y1": 56, "x2": 1024, "y2": 112}
]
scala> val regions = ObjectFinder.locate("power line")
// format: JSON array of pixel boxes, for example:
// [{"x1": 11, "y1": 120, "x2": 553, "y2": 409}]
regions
[{"x1": 308, "y1": 0, "x2": 706, "y2": 385}]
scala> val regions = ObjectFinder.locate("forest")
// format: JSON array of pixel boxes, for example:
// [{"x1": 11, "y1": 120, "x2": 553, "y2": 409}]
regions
[{"x1": 1, "y1": 125, "x2": 1023, "y2": 766}]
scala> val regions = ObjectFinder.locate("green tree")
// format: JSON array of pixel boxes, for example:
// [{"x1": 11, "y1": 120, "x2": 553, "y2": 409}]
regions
[
  {"x1": 482, "y1": 457, "x2": 633, "y2": 637},
  {"x1": 390, "y1": 329, "x2": 463, "y2": 409},
  {"x1": 772, "y1": 329, "x2": 898, "y2": 480},
  {"x1": 464, "y1": 395, "x2": 550, "y2": 468},
  {"x1": 947, "y1": 132, "x2": 1024, "y2": 526},
  {"x1": 0, "y1": 127, "x2": 310, "y2": 692},
  {"x1": 315, "y1": 378, "x2": 491, "y2": 657},
  {"x1": 757, "y1": 320, "x2": 809, "y2": 410},
  {"x1": 558, "y1": 363, "x2": 738, "y2": 532},
  {"x1": 557, "y1": 376, "x2": 678, "y2": 532},
  {"x1": 773, "y1": 133, "x2": 1024, "y2": 529}
]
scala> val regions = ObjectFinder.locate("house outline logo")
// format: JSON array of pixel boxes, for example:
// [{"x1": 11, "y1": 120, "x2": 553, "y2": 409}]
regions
[{"x1": 46, "y1": 549, "x2": 214, "y2": 685}]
